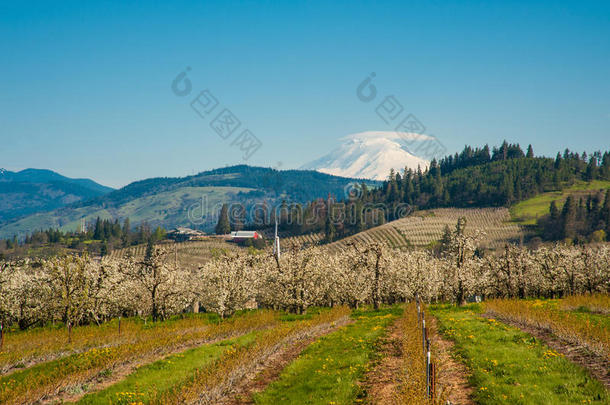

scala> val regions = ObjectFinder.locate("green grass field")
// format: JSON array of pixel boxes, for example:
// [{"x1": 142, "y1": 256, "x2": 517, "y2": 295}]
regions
[
  {"x1": 430, "y1": 304, "x2": 608, "y2": 405},
  {"x1": 532, "y1": 298, "x2": 610, "y2": 330},
  {"x1": 0, "y1": 311, "x2": 278, "y2": 405},
  {"x1": 2, "y1": 301, "x2": 609, "y2": 404},
  {"x1": 510, "y1": 180, "x2": 610, "y2": 225},
  {"x1": 253, "y1": 306, "x2": 402, "y2": 405},
  {"x1": 77, "y1": 332, "x2": 259, "y2": 404}
]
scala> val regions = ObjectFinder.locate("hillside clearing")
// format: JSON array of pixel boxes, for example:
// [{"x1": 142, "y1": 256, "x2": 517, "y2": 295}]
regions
[{"x1": 510, "y1": 180, "x2": 610, "y2": 225}]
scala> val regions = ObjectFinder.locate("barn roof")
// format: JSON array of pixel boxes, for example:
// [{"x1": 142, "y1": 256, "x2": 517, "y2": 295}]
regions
[{"x1": 230, "y1": 231, "x2": 259, "y2": 237}]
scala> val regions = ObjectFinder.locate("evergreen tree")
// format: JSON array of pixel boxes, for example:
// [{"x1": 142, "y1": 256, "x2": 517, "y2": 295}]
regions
[
  {"x1": 324, "y1": 214, "x2": 336, "y2": 243},
  {"x1": 100, "y1": 242, "x2": 108, "y2": 257},
  {"x1": 585, "y1": 158, "x2": 597, "y2": 180},
  {"x1": 137, "y1": 222, "x2": 152, "y2": 244},
  {"x1": 455, "y1": 216, "x2": 467, "y2": 236},
  {"x1": 560, "y1": 196, "x2": 577, "y2": 239},
  {"x1": 278, "y1": 201, "x2": 289, "y2": 228},
  {"x1": 215, "y1": 204, "x2": 231, "y2": 235},
  {"x1": 152, "y1": 227, "x2": 165, "y2": 241},
  {"x1": 604, "y1": 189, "x2": 610, "y2": 237},
  {"x1": 360, "y1": 182, "x2": 369, "y2": 201},
  {"x1": 549, "y1": 200, "x2": 559, "y2": 220},
  {"x1": 231, "y1": 204, "x2": 246, "y2": 231},
  {"x1": 502, "y1": 175, "x2": 514, "y2": 204},
  {"x1": 144, "y1": 239, "x2": 154, "y2": 263},
  {"x1": 254, "y1": 202, "x2": 268, "y2": 227},
  {"x1": 439, "y1": 224, "x2": 452, "y2": 253},
  {"x1": 121, "y1": 218, "x2": 131, "y2": 247},
  {"x1": 386, "y1": 169, "x2": 399, "y2": 203},
  {"x1": 602, "y1": 190, "x2": 610, "y2": 223},
  {"x1": 403, "y1": 171, "x2": 414, "y2": 204},
  {"x1": 500, "y1": 141, "x2": 508, "y2": 160},
  {"x1": 526, "y1": 144, "x2": 534, "y2": 158},
  {"x1": 554, "y1": 152, "x2": 562, "y2": 169},
  {"x1": 93, "y1": 217, "x2": 102, "y2": 240},
  {"x1": 111, "y1": 219, "x2": 121, "y2": 238},
  {"x1": 290, "y1": 203, "x2": 303, "y2": 233},
  {"x1": 355, "y1": 200, "x2": 365, "y2": 232}
]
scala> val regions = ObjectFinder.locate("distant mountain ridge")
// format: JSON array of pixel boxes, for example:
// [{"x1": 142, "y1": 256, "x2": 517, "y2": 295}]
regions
[
  {"x1": 302, "y1": 131, "x2": 430, "y2": 180},
  {"x1": 0, "y1": 168, "x2": 113, "y2": 194},
  {"x1": 0, "y1": 165, "x2": 378, "y2": 238},
  {"x1": 0, "y1": 168, "x2": 114, "y2": 225}
]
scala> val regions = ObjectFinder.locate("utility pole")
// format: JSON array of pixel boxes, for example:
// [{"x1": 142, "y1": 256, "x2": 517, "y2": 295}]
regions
[{"x1": 273, "y1": 218, "x2": 281, "y2": 268}]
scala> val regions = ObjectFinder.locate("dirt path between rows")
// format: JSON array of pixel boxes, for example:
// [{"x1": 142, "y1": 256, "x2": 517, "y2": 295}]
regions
[
  {"x1": 361, "y1": 314, "x2": 473, "y2": 405},
  {"x1": 485, "y1": 312, "x2": 610, "y2": 390},
  {"x1": 222, "y1": 317, "x2": 353, "y2": 405},
  {"x1": 361, "y1": 317, "x2": 405, "y2": 404},
  {"x1": 429, "y1": 316, "x2": 474, "y2": 405}
]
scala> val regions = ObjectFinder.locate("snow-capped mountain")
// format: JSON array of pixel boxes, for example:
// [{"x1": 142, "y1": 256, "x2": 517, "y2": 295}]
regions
[{"x1": 301, "y1": 131, "x2": 430, "y2": 180}]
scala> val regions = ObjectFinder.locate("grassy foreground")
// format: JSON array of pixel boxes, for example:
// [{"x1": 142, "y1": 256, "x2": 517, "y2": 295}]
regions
[
  {"x1": 0, "y1": 311, "x2": 278, "y2": 405},
  {"x1": 484, "y1": 297, "x2": 610, "y2": 358},
  {"x1": 253, "y1": 306, "x2": 402, "y2": 405},
  {"x1": 431, "y1": 304, "x2": 608, "y2": 405},
  {"x1": 0, "y1": 312, "x2": 221, "y2": 373},
  {"x1": 77, "y1": 333, "x2": 258, "y2": 404}
]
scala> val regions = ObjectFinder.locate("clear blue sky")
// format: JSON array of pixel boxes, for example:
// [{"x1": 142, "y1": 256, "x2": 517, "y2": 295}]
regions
[{"x1": 1, "y1": 0, "x2": 609, "y2": 188}]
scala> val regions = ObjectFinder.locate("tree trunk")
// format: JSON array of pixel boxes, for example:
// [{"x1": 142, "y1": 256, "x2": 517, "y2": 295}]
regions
[
  {"x1": 151, "y1": 286, "x2": 158, "y2": 322},
  {"x1": 373, "y1": 252, "x2": 381, "y2": 310}
]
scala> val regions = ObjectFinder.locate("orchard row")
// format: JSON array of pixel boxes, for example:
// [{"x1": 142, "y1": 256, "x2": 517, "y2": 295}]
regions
[{"x1": 0, "y1": 232, "x2": 608, "y2": 329}]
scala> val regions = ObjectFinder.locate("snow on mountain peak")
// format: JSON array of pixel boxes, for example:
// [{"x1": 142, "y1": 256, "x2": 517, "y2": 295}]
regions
[
  {"x1": 341, "y1": 130, "x2": 432, "y2": 143},
  {"x1": 301, "y1": 131, "x2": 430, "y2": 181}
]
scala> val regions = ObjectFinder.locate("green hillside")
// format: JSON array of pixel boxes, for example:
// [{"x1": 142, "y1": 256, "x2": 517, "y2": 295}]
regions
[
  {"x1": 0, "y1": 168, "x2": 114, "y2": 224},
  {"x1": 0, "y1": 187, "x2": 251, "y2": 238},
  {"x1": 509, "y1": 180, "x2": 610, "y2": 225},
  {"x1": 0, "y1": 166, "x2": 376, "y2": 239}
]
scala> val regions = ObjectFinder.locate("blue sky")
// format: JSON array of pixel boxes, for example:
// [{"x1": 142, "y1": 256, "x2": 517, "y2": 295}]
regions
[{"x1": 1, "y1": 0, "x2": 609, "y2": 188}]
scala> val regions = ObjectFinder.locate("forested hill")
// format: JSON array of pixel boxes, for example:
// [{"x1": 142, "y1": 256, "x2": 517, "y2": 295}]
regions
[
  {"x1": 76, "y1": 165, "x2": 377, "y2": 208},
  {"x1": 0, "y1": 166, "x2": 377, "y2": 239},
  {"x1": 372, "y1": 143, "x2": 610, "y2": 210},
  {"x1": 0, "y1": 168, "x2": 113, "y2": 194},
  {"x1": 0, "y1": 168, "x2": 114, "y2": 224},
  {"x1": 280, "y1": 142, "x2": 610, "y2": 244}
]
